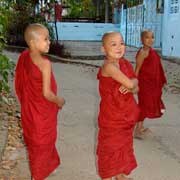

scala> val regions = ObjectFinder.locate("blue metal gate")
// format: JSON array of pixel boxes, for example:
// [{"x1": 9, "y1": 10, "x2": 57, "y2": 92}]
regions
[{"x1": 118, "y1": 0, "x2": 163, "y2": 48}]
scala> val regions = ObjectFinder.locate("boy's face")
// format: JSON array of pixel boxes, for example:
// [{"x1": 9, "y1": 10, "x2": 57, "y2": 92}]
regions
[
  {"x1": 33, "y1": 28, "x2": 50, "y2": 53},
  {"x1": 102, "y1": 33, "x2": 125, "y2": 60},
  {"x1": 141, "y1": 31, "x2": 154, "y2": 48}
]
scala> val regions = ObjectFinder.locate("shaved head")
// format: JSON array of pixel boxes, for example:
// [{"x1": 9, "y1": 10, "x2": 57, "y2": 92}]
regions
[
  {"x1": 102, "y1": 31, "x2": 123, "y2": 46},
  {"x1": 24, "y1": 23, "x2": 47, "y2": 46},
  {"x1": 141, "y1": 29, "x2": 154, "y2": 38}
]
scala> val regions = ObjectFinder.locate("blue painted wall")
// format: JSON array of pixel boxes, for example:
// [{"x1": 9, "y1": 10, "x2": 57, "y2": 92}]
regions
[
  {"x1": 162, "y1": 0, "x2": 180, "y2": 58},
  {"x1": 142, "y1": 0, "x2": 163, "y2": 48},
  {"x1": 48, "y1": 0, "x2": 180, "y2": 59},
  {"x1": 114, "y1": 0, "x2": 162, "y2": 48},
  {"x1": 49, "y1": 22, "x2": 120, "y2": 41},
  {"x1": 115, "y1": 0, "x2": 180, "y2": 59}
]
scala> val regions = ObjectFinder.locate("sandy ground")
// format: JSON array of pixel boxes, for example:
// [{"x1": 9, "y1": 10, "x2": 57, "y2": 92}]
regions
[{"x1": 0, "y1": 49, "x2": 180, "y2": 180}]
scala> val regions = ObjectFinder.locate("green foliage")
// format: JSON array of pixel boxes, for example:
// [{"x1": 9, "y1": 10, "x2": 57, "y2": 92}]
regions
[
  {"x1": 126, "y1": 0, "x2": 143, "y2": 7},
  {"x1": 0, "y1": 1, "x2": 15, "y2": 100},
  {"x1": 6, "y1": 1, "x2": 54, "y2": 46},
  {"x1": 66, "y1": 0, "x2": 96, "y2": 18},
  {"x1": 0, "y1": 54, "x2": 15, "y2": 93},
  {"x1": 0, "y1": 5, "x2": 8, "y2": 51}
]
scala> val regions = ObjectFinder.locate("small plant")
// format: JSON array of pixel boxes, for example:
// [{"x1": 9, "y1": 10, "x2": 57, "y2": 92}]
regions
[
  {"x1": 0, "y1": 54, "x2": 15, "y2": 93},
  {"x1": 0, "y1": 2, "x2": 15, "y2": 102}
]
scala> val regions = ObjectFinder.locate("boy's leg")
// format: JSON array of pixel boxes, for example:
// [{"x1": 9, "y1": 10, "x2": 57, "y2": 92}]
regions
[
  {"x1": 136, "y1": 120, "x2": 151, "y2": 133},
  {"x1": 102, "y1": 178, "x2": 112, "y2": 180},
  {"x1": 134, "y1": 121, "x2": 145, "y2": 139},
  {"x1": 134, "y1": 120, "x2": 152, "y2": 139},
  {"x1": 135, "y1": 121, "x2": 143, "y2": 132}
]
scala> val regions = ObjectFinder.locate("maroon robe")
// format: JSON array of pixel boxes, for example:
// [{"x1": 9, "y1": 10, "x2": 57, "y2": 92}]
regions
[
  {"x1": 96, "y1": 58, "x2": 140, "y2": 178},
  {"x1": 137, "y1": 48, "x2": 167, "y2": 121},
  {"x1": 15, "y1": 50, "x2": 60, "y2": 180}
]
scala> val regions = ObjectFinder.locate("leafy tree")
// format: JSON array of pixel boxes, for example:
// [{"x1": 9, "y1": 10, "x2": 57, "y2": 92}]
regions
[
  {"x1": 66, "y1": 0, "x2": 96, "y2": 18},
  {"x1": 6, "y1": 0, "x2": 54, "y2": 46},
  {"x1": 0, "y1": 2, "x2": 15, "y2": 101}
]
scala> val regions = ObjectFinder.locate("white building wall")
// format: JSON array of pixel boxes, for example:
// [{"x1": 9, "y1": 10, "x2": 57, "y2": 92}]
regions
[{"x1": 162, "y1": 0, "x2": 180, "y2": 58}]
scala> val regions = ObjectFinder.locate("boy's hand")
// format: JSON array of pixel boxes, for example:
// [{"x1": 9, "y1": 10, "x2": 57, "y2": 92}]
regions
[
  {"x1": 58, "y1": 97, "x2": 65, "y2": 108},
  {"x1": 119, "y1": 85, "x2": 130, "y2": 94}
]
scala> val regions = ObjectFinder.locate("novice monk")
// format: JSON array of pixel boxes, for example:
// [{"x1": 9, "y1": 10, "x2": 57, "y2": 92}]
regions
[
  {"x1": 96, "y1": 32, "x2": 140, "y2": 180},
  {"x1": 14, "y1": 23, "x2": 65, "y2": 180},
  {"x1": 134, "y1": 30, "x2": 167, "y2": 139}
]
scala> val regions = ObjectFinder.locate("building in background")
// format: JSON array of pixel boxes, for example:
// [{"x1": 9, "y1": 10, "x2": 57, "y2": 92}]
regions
[
  {"x1": 114, "y1": 0, "x2": 180, "y2": 60},
  {"x1": 162, "y1": 0, "x2": 180, "y2": 59}
]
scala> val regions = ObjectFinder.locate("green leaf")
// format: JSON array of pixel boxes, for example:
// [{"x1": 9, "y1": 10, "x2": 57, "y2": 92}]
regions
[{"x1": 2, "y1": 71, "x2": 8, "y2": 82}]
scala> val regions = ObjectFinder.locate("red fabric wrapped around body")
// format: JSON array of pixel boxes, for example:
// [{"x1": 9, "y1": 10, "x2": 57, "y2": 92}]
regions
[
  {"x1": 96, "y1": 58, "x2": 140, "y2": 179},
  {"x1": 137, "y1": 48, "x2": 167, "y2": 121},
  {"x1": 15, "y1": 50, "x2": 60, "y2": 180}
]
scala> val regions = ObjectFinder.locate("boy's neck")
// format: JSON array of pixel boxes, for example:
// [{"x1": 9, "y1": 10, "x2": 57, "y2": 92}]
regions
[
  {"x1": 29, "y1": 49, "x2": 43, "y2": 58},
  {"x1": 29, "y1": 50, "x2": 44, "y2": 63},
  {"x1": 142, "y1": 46, "x2": 151, "y2": 50},
  {"x1": 105, "y1": 57, "x2": 121, "y2": 63}
]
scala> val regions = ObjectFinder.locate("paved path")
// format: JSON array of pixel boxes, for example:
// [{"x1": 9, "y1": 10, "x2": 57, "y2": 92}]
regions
[{"x1": 0, "y1": 49, "x2": 180, "y2": 180}]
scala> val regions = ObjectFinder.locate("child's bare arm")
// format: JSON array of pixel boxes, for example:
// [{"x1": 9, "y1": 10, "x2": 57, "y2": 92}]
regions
[
  {"x1": 119, "y1": 78, "x2": 139, "y2": 94},
  {"x1": 102, "y1": 63, "x2": 137, "y2": 90},
  {"x1": 135, "y1": 49, "x2": 148, "y2": 76},
  {"x1": 129, "y1": 78, "x2": 139, "y2": 93},
  {"x1": 41, "y1": 60, "x2": 65, "y2": 108}
]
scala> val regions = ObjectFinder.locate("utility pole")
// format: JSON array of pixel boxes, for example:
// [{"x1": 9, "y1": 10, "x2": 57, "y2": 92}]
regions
[
  {"x1": 104, "y1": 0, "x2": 109, "y2": 23},
  {"x1": 96, "y1": 0, "x2": 100, "y2": 22}
]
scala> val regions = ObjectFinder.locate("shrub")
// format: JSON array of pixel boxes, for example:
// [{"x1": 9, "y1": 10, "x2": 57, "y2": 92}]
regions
[
  {"x1": 0, "y1": 3, "x2": 15, "y2": 102},
  {"x1": 6, "y1": 3, "x2": 54, "y2": 47}
]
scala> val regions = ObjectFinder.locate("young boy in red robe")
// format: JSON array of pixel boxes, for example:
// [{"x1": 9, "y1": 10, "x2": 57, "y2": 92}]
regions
[
  {"x1": 96, "y1": 32, "x2": 140, "y2": 180},
  {"x1": 14, "y1": 23, "x2": 65, "y2": 180},
  {"x1": 134, "y1": 30, "x2": 167, "y2": 139}
]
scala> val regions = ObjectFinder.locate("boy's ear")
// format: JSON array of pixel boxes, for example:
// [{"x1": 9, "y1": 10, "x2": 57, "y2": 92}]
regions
[
  {"x1": 101, "y1": 46, "x2": 105, "y2": 53},
  {"x1": 29, "y1": 39, "x2": 34, "y2": 47},
  {"x1": 29, "y1": 39, "x2": 36, "y2": 48}
]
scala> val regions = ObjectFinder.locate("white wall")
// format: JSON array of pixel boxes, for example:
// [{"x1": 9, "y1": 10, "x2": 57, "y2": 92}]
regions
[{"x1": 162, "y1": 0, "x2": 180, "y2": 58}]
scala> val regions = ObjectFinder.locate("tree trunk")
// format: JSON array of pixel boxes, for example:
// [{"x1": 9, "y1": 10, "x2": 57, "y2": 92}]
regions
[
  {"x1": 104, "y1": 0, "x2": 109, "y2": 23},
  {"x1": 96, "y1": 0, "x2": 100, "y2": 21}
]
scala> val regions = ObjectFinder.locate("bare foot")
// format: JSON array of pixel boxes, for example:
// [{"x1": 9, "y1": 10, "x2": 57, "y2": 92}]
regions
[
  {"x1": 116, "y1": 174, "x2": 133, "y2": 180},
  {"x1": 134, "y1": 127, "x2": 152, "y2": 139},
  {"x1": 50, "y1": 169, "x2": 57, "y2": 176},
  {"x1": 134, "y1": 129, "x2": 145, "y2": 140},
  {"x1": 161, "y1": 109, "x2": 165, "y2": 114},
  {"x1": 141, "y1": 127, "x2": 152, "y2": 134}
]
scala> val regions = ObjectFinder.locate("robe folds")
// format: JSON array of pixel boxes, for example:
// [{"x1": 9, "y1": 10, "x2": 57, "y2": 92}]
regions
[
  {"x1": 137, "y1": 48, "x2": 167, "y2": 121},
  {"x1": 97, "y1": 58, "x2": 140, "y2": 179},
  {"x1": 15, "y1": 50, "x2": 60, "y2": 180}
]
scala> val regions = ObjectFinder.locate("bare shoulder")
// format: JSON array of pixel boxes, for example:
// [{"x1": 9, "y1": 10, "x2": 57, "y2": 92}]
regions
[
  {"x1": 103, "y1": 62, "x2": 118, "y2": 71},
  {"x1": 102, "y1": 62, "x2": 119, "y2": 76},
  {"x1": 40, "y1": 58, "x2": 51, "y2": 72}
]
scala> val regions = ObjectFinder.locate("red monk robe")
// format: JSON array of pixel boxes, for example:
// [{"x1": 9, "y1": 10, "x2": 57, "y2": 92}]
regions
[
  {"x1": 15, "y1": 50, "x2": 60, "y2": 180},
  {"x1": 137, "y1": 48, "x2": 167, "y2": 121},
  {"x1": 96, "y1": 58, "x2": 140, "y2": 179}
]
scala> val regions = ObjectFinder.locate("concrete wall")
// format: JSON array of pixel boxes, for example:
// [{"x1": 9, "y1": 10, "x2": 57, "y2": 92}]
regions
[
  {"x1": 162, "y1": 0, "x2": 180, "y2": 58},
  {"x1": 49, "y1": 22, "x2": 120, "y2": 41}
]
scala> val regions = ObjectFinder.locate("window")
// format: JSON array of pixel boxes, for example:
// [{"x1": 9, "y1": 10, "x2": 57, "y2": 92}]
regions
[
  {"x1": 157, "y1": 0, "x2": 164, "y2": 13},
  {"x1": 169, "y1": 0, "x2": 179, "y2": 14}
]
